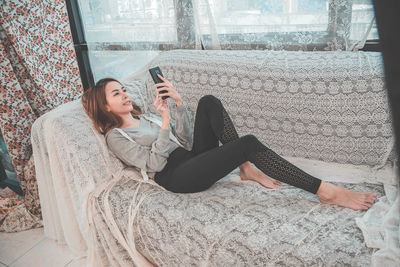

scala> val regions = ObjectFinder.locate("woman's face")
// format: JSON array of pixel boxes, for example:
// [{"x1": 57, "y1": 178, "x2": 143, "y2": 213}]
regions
[{"x1": 104, "y1": 81, "x2": 133, "y2": 115}]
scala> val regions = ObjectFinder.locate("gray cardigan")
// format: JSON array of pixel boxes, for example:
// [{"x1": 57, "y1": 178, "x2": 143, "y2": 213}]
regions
[{"x1": 105, "y1": 103, "x2": 193, "y2": 179}]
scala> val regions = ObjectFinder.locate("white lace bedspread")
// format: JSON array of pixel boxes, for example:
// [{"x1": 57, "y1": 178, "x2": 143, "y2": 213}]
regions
[
  {"x1": 31, "y1": 49, "x2": 399, "y2": 266},
  {"x1": 90, "y1": 169, "x2": 387, "y2": 266}
]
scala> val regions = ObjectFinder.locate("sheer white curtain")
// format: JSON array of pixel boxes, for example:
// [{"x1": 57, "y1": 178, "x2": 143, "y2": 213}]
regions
[
  {"x1": 191, "y1": 0, "x2": 377, "y2": 51},
  {"x1": 77, "y1": 0, "x2": 378, "y2": 80}
]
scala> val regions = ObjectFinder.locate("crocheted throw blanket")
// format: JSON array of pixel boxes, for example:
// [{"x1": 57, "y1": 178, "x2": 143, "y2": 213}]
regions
[
  {"x1": 30, "y1": 50, "x2": 399, "y2": 266},
  {"x1": 87, "y1": 167, "x2": 386, "y2": 266}
]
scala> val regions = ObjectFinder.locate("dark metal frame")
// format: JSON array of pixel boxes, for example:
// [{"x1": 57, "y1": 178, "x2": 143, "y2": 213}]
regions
[
  {"x1": 372, "y1": 0, "x2": 400, "y2": 181},
  {"x1": 360, "y1": 39, "x2": 381, "y2": 52},
  {"x1": 65, "y1": 0, "x2": 94, "y2": 91}
]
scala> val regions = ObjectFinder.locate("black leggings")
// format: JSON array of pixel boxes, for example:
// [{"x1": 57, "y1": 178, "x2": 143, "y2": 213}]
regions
[{"x1": 154, "y1": 95, "x2": 322, "y2": 194}]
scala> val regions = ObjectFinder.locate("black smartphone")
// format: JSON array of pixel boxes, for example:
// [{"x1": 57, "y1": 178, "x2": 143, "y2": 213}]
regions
[{"x1": 149, "y1": 66, "x2": 169, "y2": 100}]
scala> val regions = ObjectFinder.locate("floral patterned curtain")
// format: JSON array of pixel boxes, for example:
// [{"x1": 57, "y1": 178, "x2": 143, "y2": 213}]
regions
[{"x1": 0, "y1": 0, "x2": 83, "y2": 232}]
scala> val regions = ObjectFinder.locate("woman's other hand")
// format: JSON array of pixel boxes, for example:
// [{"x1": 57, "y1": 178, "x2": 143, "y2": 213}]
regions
[
  {"x1": 155, "y1": 74, "x2": 183, "y2": 106},
  {"x1": 153, "y1": 94, "x2": 170, "y2": 129}
]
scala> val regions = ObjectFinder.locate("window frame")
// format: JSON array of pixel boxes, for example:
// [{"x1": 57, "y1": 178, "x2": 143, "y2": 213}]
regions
[
  {"x1": 66, "y1": 0, "x2": 380, "y2": 88},
  {"x1": 65, "y1": 0, "x2": 95, "y2": 90}
]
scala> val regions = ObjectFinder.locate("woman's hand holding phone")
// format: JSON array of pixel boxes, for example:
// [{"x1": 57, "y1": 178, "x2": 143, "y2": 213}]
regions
[
  {"x1": 155, "y1": 74, "x2": 183, "y2": 106},
  {"x1": 149, "y1": 67, "x2": 183, "y2": 106},
  {"x1": 153, "y1": 93, "x2": 170, "y2": 130}
]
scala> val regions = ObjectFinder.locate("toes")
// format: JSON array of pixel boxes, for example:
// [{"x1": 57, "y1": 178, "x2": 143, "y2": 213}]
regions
[
  {"x1": 272, "y1": 182, "x2": 281, "y2": 188},
  {"x1": 269, "y1": 181, "x2": 281, "y2": 190},
  {"x1": 365, "y1": 193, "x2": 377, "y2": 203},
  {"x1": 362, "y1": 203, "x2": 372, "y2": 210},
  {"x1": 358, "y1": 200, "x2": 373, "y2": 210},
  {"x1": 356, "y1": 202, "x2": 371, "y2": 210}
]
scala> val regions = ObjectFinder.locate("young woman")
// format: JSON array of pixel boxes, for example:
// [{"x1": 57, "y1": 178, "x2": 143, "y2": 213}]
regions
[{"x1": 82, "y1": 76, "x2": 377, "y2": 211}]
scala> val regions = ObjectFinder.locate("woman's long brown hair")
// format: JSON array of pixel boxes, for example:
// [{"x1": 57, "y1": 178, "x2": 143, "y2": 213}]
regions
[{"x1": 81, "y1": 77, "x2": 145, "y2": 135}]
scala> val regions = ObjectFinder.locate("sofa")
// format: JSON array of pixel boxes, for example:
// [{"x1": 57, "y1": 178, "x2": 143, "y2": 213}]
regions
[{"x1": 31, "y1": 49, "x2": 399, "y2": 266}]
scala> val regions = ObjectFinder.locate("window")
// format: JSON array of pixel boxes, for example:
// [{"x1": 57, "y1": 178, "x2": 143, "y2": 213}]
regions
[
  {"x1": 69, "y1": 0, "x2": 379, "y2": 85},
  {"x1": 77, "y1": 0, "x2": 177, "y2": 82},
  {"x1": 351, "y1": 0, "x2": 378, "y2": 40}
]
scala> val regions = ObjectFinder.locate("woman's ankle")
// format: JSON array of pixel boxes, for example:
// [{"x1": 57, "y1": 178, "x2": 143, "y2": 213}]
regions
[
  {"x1": 239, "y1": 161, "x2": 252, "y2": 171},
  {"x1": 316, "y1": 181, "x2": 335, "y2": 201}
]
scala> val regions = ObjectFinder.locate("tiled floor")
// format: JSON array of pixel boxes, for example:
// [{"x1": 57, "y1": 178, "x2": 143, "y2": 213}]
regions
[{"x1": 0, "y1": 227, "x2": 86, "y2": 267}]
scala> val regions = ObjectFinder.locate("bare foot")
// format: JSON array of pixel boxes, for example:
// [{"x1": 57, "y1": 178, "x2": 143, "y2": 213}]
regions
[
  {"x1": 317, "y1": 182, "x2": 377, "y2": 210},
  {"x1": 240, "y1": 165, "x2": 282, "y2": 189}
]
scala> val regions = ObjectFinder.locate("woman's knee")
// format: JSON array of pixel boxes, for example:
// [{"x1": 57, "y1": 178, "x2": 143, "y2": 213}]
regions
[
  {"x1": 241, "y1": 134, "x2": 258, "y2": 143},
  {"x1": 198, "y1": 94, "x2": 221, "y2": 109},
  {"x1": 240, "y1": 134, "x2": 263, "y2": 152}
]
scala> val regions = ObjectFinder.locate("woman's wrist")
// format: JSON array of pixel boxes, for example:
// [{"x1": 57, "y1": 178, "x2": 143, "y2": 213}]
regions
[
  {"x1": 176, "y1": 99, "x2": 183, "y2": 107},
  {"x1": 161, "y1": 120, "x2": 170, "y2": 129}
]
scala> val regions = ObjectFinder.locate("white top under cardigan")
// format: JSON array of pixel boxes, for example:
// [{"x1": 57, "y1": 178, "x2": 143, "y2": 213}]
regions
[{"x1": 105, "y1": 103, "x2": 193, "y2": 181}]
